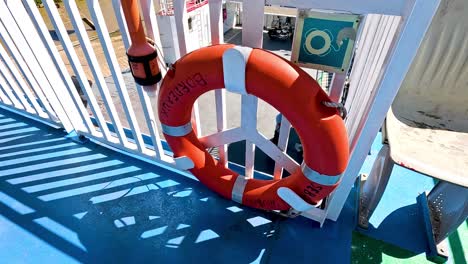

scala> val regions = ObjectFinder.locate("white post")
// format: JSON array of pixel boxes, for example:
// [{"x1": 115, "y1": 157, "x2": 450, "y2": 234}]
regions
[
  {"x1": 174, "y1": 0, "x2": 188, "y2": 56},
  {"x1": 209, "y1": 0, "x2": 224, "y2": 45},
  {"x1": 273, "y1": 117, "x2": 291, "y2": 179},
  {"x1": 173, "y1": 0, "x2": 202, "y2": 136},
  {"x1": 241, "y1": 0, "x2": 264, "y2": 178},
  {"x1": 241, "y1": 95, "x2": 258, "y2": 178},
  {"x1": 326, "y1": 0, "x2": 441, "y2": 221},
  {"x1": 209, "y1": 0, "x2": 228, "y2": 166},
  {"x1": 214, "y1": 89, "x2": 228, "y2": 166},
  {"x1": 241, "y1": 0, "x2": 264, "y2": 48}
]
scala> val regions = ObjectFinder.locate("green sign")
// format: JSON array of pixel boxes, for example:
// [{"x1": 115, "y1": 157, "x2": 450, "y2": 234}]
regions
[{"x1": 291, "y1": 10, "x2": 360, "y2": 73}]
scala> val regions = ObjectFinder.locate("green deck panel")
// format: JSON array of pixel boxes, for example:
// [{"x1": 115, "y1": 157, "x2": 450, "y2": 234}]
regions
[{"x1": 351, "y1": 216, "x2": 467, "y2": 264}]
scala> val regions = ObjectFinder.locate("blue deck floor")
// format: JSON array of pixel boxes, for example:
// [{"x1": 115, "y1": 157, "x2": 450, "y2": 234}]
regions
[
  {"x1": 0, "y1": 109, "x2": 357, "y2": 263},
  {"x1": 1, "y1": 108, "x2": 466, "y2": 263}
]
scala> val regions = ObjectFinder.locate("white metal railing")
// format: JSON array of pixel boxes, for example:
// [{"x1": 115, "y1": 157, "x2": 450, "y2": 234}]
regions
[
  {"x1": 0, "y1": 0, "x2": 439, "y2": 225},
  {"x1": 112, "y1": 0, "x2": 167, "y2": 160},
  {"x1": 0, "y1": 2, "x2": 57, "y2": 127}
]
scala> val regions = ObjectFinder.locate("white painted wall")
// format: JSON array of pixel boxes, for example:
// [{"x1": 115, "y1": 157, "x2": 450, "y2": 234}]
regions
[
  {"x1": 185, "y1": 5, "x2": 211, "y2": 52},
  {"x1": 157, "y1": 4, "x2": 211, "y2": 63}
]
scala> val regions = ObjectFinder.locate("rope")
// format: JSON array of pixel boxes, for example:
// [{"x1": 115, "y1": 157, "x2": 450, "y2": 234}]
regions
[
  {"x1": 340, "y1": 81, "x2": 349, "y2": 106},
  {"x1": 146, "y1": 37, "x2": 169, "y2": 71},
  {"x1": 322, "y1": 101, "x2": 347, "y2": 119}
]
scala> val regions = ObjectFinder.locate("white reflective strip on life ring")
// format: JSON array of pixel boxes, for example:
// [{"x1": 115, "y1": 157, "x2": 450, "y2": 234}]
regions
[
  {"x1": 174, "y1": 156, "x2": 195, "y2": 170},
  {"x1": 277, "y1": 187, "x2": 315, "y2": 212},
  {"x1": 222, "y1": 46, "x2": 253, "y2": 95},
  {"x1": 301, "y1": 162, "x2": 342, "y2": 186},
  {"x1": 232, "y1": 175, "x2": 249, "y2": 204},
  {"x1": 161, "y1": 122, "x2": 192, "y2": 137}
]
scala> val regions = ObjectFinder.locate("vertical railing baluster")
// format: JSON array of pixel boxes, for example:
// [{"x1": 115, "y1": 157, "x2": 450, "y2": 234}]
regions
[
  {"x1": 173, "y1": 0, "x2": 202, "y2": 136},
  {"x1": 214, "y1": 89, "x2": 228, "y2": 166},
  {"x1": 86, "y1": 0, "x2": 146, "y2": 152},
  {"x1": 0, "y1": 5, "x2": 79, "y2": 129},
  {"x1": 174, "y1": 0, "x2": 188, "y2": 56},
  {"x1": 112, "y1": 0, "x2": 165, "y2": 159},
  {"x1": 192, "y1": 104, "x2": 202, "y2": 136},
  {"x1": 241, "y1": 0, "x2": 264, "y2": 178},
  {"x1": 22, "y1": 0, "x2": 95, "y2": 133},
  {"x1": 0, "y1": 50, "x2": 32, "y2": 112},
  {"x1": 0, "y1": 71, "x2": 30, "y2": 112},
  {"x1": 241, "y1": 95, "x2": 258, "y2": 178},
  {"x1": 5, "y1": 0, "x2": 88, "y2": 132},
  {"x1": 63, "y1": 0, "x2": 128, "y2": 145},
  {"x1": 41, "y1": 0, "x2": 112, "y2": 139},
  {"x1": 209, "y1": 0, "x2": 224, "y2": 44},
  {"x1": 112, "y1": 0, "x2": 131, "y2": 57},
  {"x1": 0, "y1": 52, "x2": 43, "y2": 116},
  {"x1": 0, "y1": 22, "x2": 57, "y2": 120},
  {"x1": 209, "y1": 0, "x2": 228, "y2": 166},
  {"x1": 273, "y1": 117, "x2": 291, "y2": 179},
  {"x1": 0, "y1": 71, "x2": 24, "y2": 110},
  {"x1": 2, "y1": 2, "x2": 67, "y2": 123},
  {"x1": 0, "y1": 84, "x2": 12, "y2": 105}
]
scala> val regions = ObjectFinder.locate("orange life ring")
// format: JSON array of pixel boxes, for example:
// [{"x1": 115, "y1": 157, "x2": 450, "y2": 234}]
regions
[{"x1": 158, "y1": 44, "x2": 349, "y2": 211}]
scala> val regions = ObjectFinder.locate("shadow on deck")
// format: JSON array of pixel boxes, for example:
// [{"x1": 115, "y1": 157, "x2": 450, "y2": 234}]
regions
[
  {"x1": 0, "y1": 109, "x2": 356, "y2": 263},
  {"x1": 1, "y1": 108, "x2": 465, "y2": 263}
]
